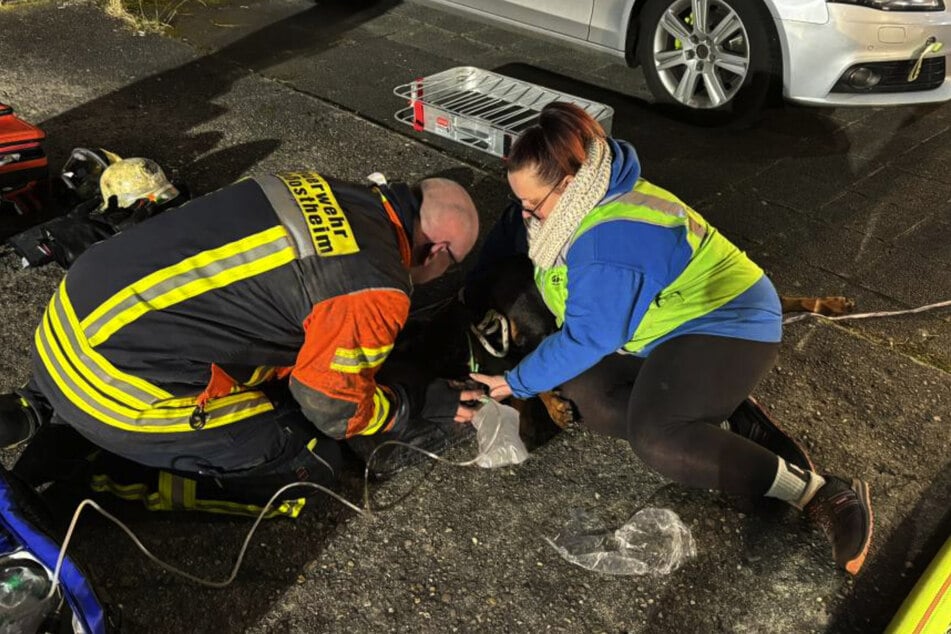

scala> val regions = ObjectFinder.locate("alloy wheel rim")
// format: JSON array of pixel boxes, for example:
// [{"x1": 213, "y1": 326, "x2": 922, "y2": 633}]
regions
[{"x1": 651, "y1": 0, "x2": 751, "y2": 109}]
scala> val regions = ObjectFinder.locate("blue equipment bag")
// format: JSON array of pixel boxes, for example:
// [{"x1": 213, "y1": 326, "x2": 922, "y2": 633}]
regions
[{"x1": 0, "y1": 467, "x2": 113, "y2": 633}]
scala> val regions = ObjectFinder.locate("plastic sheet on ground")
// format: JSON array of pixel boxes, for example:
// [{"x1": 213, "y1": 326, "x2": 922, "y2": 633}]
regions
[{"x1": 546, "y1": 507, "x2": 696, "y2": 575}]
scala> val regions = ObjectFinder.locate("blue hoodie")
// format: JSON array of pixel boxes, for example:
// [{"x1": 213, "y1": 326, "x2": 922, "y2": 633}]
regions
[{"x1": 505, "y1": 139, "x2": 781, "y2": 398}]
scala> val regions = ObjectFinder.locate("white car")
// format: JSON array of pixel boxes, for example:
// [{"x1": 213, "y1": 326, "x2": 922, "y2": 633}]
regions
[{"x1": 418, "y1": 0, "x2": 951, "y2": 119}]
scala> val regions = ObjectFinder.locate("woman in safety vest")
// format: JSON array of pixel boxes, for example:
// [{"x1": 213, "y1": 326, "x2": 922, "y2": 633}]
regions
[{"x1": 471, "y1": 102, "x2": 872, "y2": 575}]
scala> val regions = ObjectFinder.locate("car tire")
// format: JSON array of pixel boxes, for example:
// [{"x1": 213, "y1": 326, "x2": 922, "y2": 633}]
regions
[{"x1": 635, "y1": 0, "x2": 780, "y2": 125}]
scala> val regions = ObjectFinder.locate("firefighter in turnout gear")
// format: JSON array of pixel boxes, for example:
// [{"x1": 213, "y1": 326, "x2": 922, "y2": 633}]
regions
[{"x1": 0, "y1": 171, "x2": 481, "y2": 517}]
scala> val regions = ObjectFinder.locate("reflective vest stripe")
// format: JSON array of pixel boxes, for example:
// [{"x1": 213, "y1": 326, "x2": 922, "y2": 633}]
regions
[
  {"x1": 329, "y1": 344, "x2": 394, "y2": 373},
  {"x1": 37, "y1": 314, "x2": 275, "y2": 431},
  {"x1": 535, "y1": 178, "x2": 762, "y2": 353},
  {"x1": 47, "y1": 282, "x2": 169, "y2": 408},
  {"x1": 590, "y1": 190, "x2": 707, "y2": 247},
  {"x1": 249, "y1": 366, "x2": 270, "y2": 385},
  {"x1": 36, "y1": 312, "x2": 142, "y2": 428},
  {"x1": 81, "y1": 226, "x2": 295, "y2": 346},
  {"x1": 89, "y1": 475, "x2": 164, "y2": 510},
  {"x1": 165, "y1": 471, "x2": 189, "y2": 510},
  {"x1": 89, "y1": 473, "x2": 304, "y2": 518},
  {"x1": 38, "y1": 283, "x2": 277, "y2": 429},
  {"x1": 357, "y1": 387, "x2": 392, "y2": 436},
  {"x1": 579, "y1": 187, "x2": 707, "y2": 251}
]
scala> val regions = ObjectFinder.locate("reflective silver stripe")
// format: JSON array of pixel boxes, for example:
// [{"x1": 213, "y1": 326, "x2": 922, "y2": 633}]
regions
[
  {"x1": 38, "y1": 310, "x2": 274, "y2": 431},
  {"x1": 168, "y1": 473, "x2": 186, "y2": 510},
  {"x1": 83, "y1": 233, "x2": 294, "y2": 344},
  {"x1": 616, "y1": 191, "x2": 706, "y2": 241},
  {"x1": 257, "y1": 174, "x2": 315, "y2": 258},
  {"x1": 618, "y1": 191, "x2": 686, "y2": 218},
  {"x1": 48, "y1": 288, "x2": 159, "y2": 408},
  {"x1": 687, "y1": 217, "x2": 706, "y2": 241},
  {"x1": 330, "y1": 346, "x2": 392, "y2": 371},
  {"x1": 36, "y1": 310, "x2": 143, "y2": 428}
]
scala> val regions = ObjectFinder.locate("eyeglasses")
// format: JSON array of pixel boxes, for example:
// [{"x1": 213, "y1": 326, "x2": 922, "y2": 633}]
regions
[{"x1": 507, "y1": 181, "x2": 560, "y2": 221}]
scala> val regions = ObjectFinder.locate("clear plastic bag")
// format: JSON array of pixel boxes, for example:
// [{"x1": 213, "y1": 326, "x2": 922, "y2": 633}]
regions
[
  {"x1": 470, "y1": 397, "x2": 529, "y2": 469},
  {"x1": 0, "y1": 552, "x2": 56, "y2": 634},
  {"x1": 545, "y1": 507, "x2": 696, "y2": 575}
]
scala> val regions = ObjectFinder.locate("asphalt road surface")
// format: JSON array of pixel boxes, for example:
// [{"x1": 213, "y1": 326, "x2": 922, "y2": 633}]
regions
[{"x1": 0, "y1": 1, "x2": 948, "y2": 632}]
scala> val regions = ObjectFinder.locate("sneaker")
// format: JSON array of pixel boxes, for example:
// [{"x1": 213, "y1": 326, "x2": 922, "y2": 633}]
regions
[
  {"x1": 723, "y1": 397, "x2": 815, "y2": 472},
  {"x1": 805, "y1": 475, "x2": 873, "y2": 575},
  {"x1": 0, "y1": 393, "x2": 38, "y2": 450}
]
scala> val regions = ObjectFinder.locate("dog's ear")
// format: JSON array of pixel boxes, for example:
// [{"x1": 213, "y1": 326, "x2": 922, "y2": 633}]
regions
[{"x1": 508, "y1": 318, "x2": 525, "y2": 348}]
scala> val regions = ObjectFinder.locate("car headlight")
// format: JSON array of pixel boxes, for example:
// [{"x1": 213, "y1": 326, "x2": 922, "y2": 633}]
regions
[{"x1": 828, "y1": 0, "x2": 944, "y2": 11}]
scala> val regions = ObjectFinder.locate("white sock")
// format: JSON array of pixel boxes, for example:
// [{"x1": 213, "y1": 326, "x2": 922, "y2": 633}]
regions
[{"x1": 765, "y1": 458, "x2": 826, "y2": 510}]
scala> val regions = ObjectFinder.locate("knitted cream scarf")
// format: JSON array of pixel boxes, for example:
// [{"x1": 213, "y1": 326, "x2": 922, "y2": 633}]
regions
[{"x1": 526, "y1": 138, "x2": 612, "y2": 269}]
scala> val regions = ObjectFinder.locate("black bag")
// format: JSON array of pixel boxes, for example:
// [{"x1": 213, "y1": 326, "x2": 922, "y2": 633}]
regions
[{"x1": 7, "y1": 185, "x2": 189, "y2": 268}]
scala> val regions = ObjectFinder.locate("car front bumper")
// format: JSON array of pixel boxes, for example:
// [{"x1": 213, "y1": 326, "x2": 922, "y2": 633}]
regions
[{"x1": 778, "y1": 4, "x2": 951, "y2": 106}]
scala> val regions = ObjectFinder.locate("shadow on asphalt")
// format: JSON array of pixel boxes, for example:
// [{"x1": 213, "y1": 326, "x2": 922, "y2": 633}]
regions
[{"x1": 37, "y1": 0, "x2": 402, "y2": 193}]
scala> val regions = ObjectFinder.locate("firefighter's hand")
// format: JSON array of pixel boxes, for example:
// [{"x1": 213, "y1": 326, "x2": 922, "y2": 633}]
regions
[
  {"x1": 420, "y1": 379, "x2": 484, "y2": 424},
  {"x1": 469, "y1": 373, "x2": 513, "y2": 401}
]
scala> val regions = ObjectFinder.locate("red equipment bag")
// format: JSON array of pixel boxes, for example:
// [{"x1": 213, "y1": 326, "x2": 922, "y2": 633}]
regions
[
  {"x1": 0, "y1": 104, "x2": 48, "y2": 191},
  {"x1": 1, "y1": 104, "x2": 51, "y2": 239}
]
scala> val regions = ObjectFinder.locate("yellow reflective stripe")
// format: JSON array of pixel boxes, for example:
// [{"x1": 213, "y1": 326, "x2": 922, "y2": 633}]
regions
[
  {"x1": 37, "y1": 320, "x2": 273, "y2": 431},
  {"x1": 357, "y1": 388, "x2": 391, "y2": 436},
  {"x1": 246, "y1": 366, "x2": 271, "y2": 386},
  {"x1": 37, "y1": 313, "x2": 138, "y2": 428},
  {"x1": 80, "y1": 227, "x2": 292, "y2": 345},
  {"x1": 159, "y1": 471, "x2": 178, "y2": 509},
  {"x1": 152, "y1": 394, "x2": 200, "y2": 408},
  {"x1": 81, "y1": 225, "x2": 289, "y2": 332},
  {"x1": 47, "y1": 286, "x2": 156, "y2": 410},
  {"x1": 190, "y1": 497, "x2": 305, "y2": 518},
  {"x1": 56, "y1": 283, "x2": 172, "y2": 402},
  {"x1": 43, "y1": 307, "x2": 272, "y2": 423},
  {"x1": 88, "y1": 243, "x2": 296, "y2": 347},
  {"x1": 91, "y1": 473, "x2": 303, "y2": 517},
  {"x1": 333, "y1": 344, "x2": 393, "y2": 358},
  {"x1": 617, "y1": 190, "x2": 687, "y2": 220},
  {"x1": 90, "y1": 474, "x2": 168, "y2": 511},
  {"x1": 329, "y1": 344, "x2": 393, "y2": 373},
  {"x1": 183, "y1": 477, "x2": 197, "y2": 507}
]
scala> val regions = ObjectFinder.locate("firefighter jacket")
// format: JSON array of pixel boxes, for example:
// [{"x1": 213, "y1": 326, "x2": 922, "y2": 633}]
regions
[{"x1": 31, "y1": 171, "x2": 416, "y2": 442}]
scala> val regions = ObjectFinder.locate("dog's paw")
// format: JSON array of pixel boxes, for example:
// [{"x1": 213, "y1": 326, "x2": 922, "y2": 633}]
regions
[
  {"x1": 780, "y1": 295, "x2": 856, "y2": 316},
  {"x1": 538, "y1": 391, "x2": 576, "y2": 429},
  {"x1": 814, "y1": 296, "x2": 855, "y2": 316}
]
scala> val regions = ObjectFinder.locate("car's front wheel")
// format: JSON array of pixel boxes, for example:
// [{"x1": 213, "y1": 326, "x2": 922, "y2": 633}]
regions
[{"x1": 636, "y1": 0, "x2": 780, "y2": 123}]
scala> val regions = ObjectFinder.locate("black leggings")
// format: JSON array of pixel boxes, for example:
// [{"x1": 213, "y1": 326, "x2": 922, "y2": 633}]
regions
[{"x1": 559, "y1": 335, "x2": 781, "y2": 497}]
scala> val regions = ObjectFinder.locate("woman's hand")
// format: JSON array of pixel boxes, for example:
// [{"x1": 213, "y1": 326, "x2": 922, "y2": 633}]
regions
[{"x1": 469, "y1": 373, "x2": 513, "y2": 401}]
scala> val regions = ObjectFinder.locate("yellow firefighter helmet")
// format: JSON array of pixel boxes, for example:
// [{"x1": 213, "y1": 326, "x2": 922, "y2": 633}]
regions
[{"x1": 98, "y1": 157, "x2": 179, "y2": 210}]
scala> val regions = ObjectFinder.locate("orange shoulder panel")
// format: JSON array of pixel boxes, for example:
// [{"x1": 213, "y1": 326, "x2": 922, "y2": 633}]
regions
[{"x1": 292, "y1": 288, "x2": 410, "y2": 436}]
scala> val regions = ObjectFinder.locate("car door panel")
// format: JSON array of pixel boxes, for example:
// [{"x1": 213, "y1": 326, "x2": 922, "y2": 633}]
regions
[
  {"x1": 589, "y1": 0, "x2": 636, "y2": 52},
  {"x1": 450, "y1": 0, "x2": 595, "y2": 40}
]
